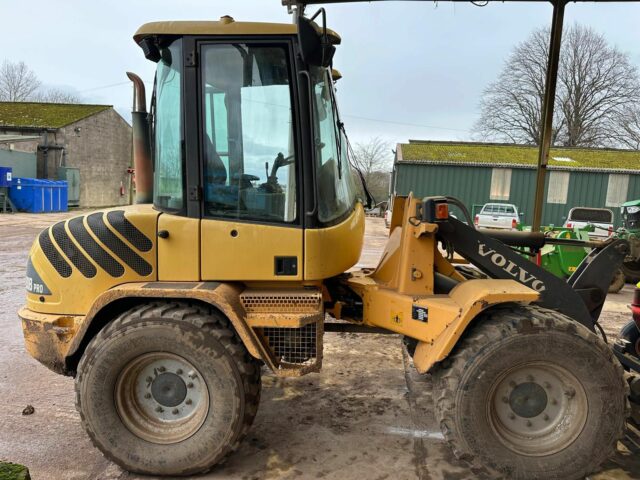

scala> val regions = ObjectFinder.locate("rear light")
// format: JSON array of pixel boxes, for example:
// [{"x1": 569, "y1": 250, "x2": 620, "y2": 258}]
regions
[
  {"x1": 474, "y1": 215, "x2": 479, "y2": 226},
  {"x1": 435, "y1": 203, "x2": 449, "y2": 220},
  {"x1": 608, "y1": 225, "x2": 613, "y2": 236},
  {"x1": 631, "y1": 288, "x2": 640, "y2": 326},
  {"x1": 633, "y1": 287, "x2": 640, "y2": 306},
  {"x1": 632, "y1": 305, "x2": 640, "y2": 326},
  {"x1": 512, "y1": 218, "x2": 517, "y2": 229},
  {"x1": 566, "y1": 222, "x2": 572, "y2": 228}
]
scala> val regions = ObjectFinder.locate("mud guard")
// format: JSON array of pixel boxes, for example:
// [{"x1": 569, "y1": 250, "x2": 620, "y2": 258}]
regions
[
  {"x1": 66, "y1": 282, "x2": 276, "y2": 370},
  {"x1": 412, "y1": 279, "x2": 539, "y2": 373}
]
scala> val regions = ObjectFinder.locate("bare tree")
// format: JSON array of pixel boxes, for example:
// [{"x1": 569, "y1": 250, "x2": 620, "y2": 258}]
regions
[
  {"x1": 475, "y1": 24, "x2": 640, "y2": 148},
  {"x1": 34, "y1": 87, "x2": 81, "y2": 104},
  {"x1": 0, "y1": 60, "x2": 41, "y2": 101},
  {"x1": 352, "y1": 137, "x2": 393, "y2": 202},
  {"x1": 616, "y1": 105, "x2": 640, "y2": 150}
]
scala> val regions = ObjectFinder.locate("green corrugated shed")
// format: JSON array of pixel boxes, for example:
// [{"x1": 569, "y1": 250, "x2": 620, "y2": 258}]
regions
[{"x1": 393, "y1": 141, "x2": 640, "y2": 227}]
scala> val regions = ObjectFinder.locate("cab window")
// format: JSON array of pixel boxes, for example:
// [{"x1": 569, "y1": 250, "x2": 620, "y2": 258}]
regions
[
  {"x1": 310, "y1": 66, "x2": 358, "y2": 224},
  {"x1": 153, "y1": 39, "x2": 184, "y2": 211},
  {"x1": 201, "y1": 44, "x2": 297, "y2": 223}
]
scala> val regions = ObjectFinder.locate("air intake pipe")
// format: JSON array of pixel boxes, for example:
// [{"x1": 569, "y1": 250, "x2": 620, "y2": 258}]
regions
[{"x1": 127, "y1": 72, "x2": 153, "y2": 204}]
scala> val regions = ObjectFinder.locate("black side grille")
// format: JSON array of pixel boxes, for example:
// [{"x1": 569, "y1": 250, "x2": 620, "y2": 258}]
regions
[
  {"x1": 107, "y1": 210, "x2": 153, "y2": 252},
  {"x1": 87, "y1": 213, "x2": 152, "y2": 277},
  {"x1": 68, "y1": 217, "x2": 125, "y2": 278},
  {"x1": 39, "y1": 229, "x2": 72, "y2": 278},
  {"x1": 51, "y1": 222, "x2": 97, "y2": 278},
  {"x1": 263, "y1": 323, "x2": 317, "y2": 364}
]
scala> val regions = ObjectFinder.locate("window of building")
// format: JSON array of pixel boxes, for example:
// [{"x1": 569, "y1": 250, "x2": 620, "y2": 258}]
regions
[
  {"x1": 490, "y1": 168, "x2": 512, "y2": 200},
  {"x1": 547, "y1": 171, "x2": 570, "y2": 204},
  {"x1": 606, "y1": 174, "x2": 629, "y2": 207}
]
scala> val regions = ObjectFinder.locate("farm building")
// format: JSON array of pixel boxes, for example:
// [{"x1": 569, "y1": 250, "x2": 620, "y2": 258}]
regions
[
  {"x1": 391, "y1": 140, "x2": 640, "y2": 227},
  {"x1": 0, "y1": 102, "x2": 132, "y2": 208}
]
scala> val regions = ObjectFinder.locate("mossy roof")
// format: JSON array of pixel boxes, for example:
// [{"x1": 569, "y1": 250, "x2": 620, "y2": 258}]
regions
[
  {"x1": 0, "y1": 102, "x2": 111, "y2": 129},
  {"x1": 399, "y1": 141, "x2": 640, "y2": 172}
]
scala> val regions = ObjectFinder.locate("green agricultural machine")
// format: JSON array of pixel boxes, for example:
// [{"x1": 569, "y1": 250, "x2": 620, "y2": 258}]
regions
[
  {"x1": 620, "y1": 200, "x2": 640, "y2": 283},
  {"x1": 517, "y1": 226, "x2": 625, "y2": 293}
]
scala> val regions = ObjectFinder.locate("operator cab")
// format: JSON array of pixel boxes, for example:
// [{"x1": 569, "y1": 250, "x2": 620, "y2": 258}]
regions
[
  {"x1": 621, "y1": 201, "x2": 640, "y2": 230},
  {"x1": 134, "y1": 16, "x2": 364, "y2": 282}
]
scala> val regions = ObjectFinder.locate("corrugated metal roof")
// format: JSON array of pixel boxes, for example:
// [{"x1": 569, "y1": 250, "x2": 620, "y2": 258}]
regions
[
  {"x1": 399, "y1": 140, "x2": 640, "y2": 173},
  {"x1": 0, "y1": 102, "x2": 111, "y2": 129}
]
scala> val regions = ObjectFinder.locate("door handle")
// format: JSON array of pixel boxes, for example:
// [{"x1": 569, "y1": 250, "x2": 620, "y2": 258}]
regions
[{"x1": 157, "y1": 230, "x2": 169, "y2": 239}]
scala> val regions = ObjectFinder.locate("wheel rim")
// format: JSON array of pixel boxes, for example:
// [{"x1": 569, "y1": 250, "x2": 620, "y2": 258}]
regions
[
  {"x1": 115, "y1": 352, "x2": 209, "y2": 444},
  {"x1": 488, "y1": 362, "x2": 588, "y2": 456}
]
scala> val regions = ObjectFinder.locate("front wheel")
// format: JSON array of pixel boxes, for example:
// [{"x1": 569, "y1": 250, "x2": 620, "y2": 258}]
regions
[
  {"x1": 75, "y1": 302, "x2": 261, "y2": 476},
  {"x1": 433, "y1": 306, "x2": 627, "y2": 480}
]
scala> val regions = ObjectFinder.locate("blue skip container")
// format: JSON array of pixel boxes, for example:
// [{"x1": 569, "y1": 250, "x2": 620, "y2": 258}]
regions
[
  {"x1": 0, "y1": 166, "x2": 12, "y2": 188},
  {"x1": 9, "y1": 178, "x2": 69, "y2": 213}
]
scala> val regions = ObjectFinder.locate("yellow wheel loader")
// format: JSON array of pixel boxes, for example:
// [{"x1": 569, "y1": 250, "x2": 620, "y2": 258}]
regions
[{"x1": 19, "y1": 7, "x2": 630, "y2": 479}]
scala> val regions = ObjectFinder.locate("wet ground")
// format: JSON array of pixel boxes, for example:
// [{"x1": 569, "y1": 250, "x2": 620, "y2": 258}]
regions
[{"x1": 0, "y1": 212, "x2": 639, "y2": 479}]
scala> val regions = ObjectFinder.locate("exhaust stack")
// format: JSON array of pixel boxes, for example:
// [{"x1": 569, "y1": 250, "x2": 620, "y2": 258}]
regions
[{"x1": 127, "y1": 72, "x2": 153, "y2": 204}]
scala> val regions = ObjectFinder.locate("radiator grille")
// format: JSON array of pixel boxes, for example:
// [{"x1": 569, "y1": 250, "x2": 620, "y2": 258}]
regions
[
  {"x1": 107, "y1": 210, "x2": 153, "y2": 252},
  {"x1": 39, "y1": 229, "x2": 72, "y2": 278},
  {"x1": 68, "y1": 217, "x2": 124, "y2": 277},
  {"x1": 51, "y1": 221, "x2": 97, "y2": 278},
  {"x1": 87, "y1": 212, "x2": 152, "y2": 276},
  {"x1": 241, "y1": 292, "x2": 321, "y2": 314}
]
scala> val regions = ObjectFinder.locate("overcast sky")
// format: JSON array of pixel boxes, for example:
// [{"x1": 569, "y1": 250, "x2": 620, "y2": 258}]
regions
[{"x1": 1, "y1": 1, "x2": 639, "y2": 152}]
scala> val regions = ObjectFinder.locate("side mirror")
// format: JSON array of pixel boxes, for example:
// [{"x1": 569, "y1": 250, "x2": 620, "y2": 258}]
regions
[{"x1": 297, "y1": 10, "x2": 339, "y2": 68}]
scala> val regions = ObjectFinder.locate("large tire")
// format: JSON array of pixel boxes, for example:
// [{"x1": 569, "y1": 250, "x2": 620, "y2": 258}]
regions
[
  {"x1": 609, "y1": 268, "x2": 626, "y2": 294},
  {"x1": 622, "y1": 260, "x2": 640, "y2": 284},
  {"x1": 75, "y1": 302, "x2": 261, "y2": 476},
  {"x1": 433, "y1": 306, "x2": 628, "y2": 480},
  {"x1": 620, "y1": 320, "x2": 640, "y2": 359}
]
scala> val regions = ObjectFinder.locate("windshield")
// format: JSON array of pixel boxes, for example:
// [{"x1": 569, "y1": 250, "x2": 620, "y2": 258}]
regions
[
  {"x1": 569, "y1": 208, "x2": 613, "y2": 223},
  {"x1": 482, "y1": 204, "x2": 516, "y2": 215},
  {"x1": 152, "y1": 39, "x2": 184, "y2": 211},
  {"x1": 310, "y1": 66, "x2": 357, "y2": 224}
]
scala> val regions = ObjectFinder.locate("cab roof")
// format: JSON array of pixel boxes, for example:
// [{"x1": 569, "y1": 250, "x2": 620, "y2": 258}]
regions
[{"x1": 134, "y1": 16, "x2": 340, "y2": 44}]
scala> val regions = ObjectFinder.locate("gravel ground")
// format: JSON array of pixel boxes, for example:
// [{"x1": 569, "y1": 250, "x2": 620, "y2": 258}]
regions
[{"x1": 0, "y1": 212, "x2": 639, "y2": 479}]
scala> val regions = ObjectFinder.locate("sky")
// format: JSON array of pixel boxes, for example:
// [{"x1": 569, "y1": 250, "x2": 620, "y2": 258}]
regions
[{"x1": 1, "y1": 1, "x2": 639, "y2": 157}]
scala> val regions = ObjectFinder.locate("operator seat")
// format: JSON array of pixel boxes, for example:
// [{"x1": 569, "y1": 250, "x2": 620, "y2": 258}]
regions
[{"x1": 204, "y1": 135, "x2": 227, "y2": 185}]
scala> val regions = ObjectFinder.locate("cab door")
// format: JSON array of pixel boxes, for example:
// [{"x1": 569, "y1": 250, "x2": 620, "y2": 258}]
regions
[{"x1": 199, "y1": 40, "x2": 303, "y2": 281}]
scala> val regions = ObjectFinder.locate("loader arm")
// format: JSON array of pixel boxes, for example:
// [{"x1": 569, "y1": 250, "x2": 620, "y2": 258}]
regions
[{"x1": 435, "y1": 215, "x2": 628, "y2": 329}]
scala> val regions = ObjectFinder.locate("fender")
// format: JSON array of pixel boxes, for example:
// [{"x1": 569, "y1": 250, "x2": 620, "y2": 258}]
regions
[
  {"x1": 411, "y1": 279, "x2": 539, "y2": 373},
  {"x1": 66, "y1": 281, "x2": 277, "y2": 370}
]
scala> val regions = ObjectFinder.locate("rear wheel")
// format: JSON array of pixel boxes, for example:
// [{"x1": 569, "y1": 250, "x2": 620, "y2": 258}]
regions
[
  {"x1": 433, "y1": 306, "x2": 627, "y2": 480},
  {"x1": 75, "y1": 302, "x2": 261, "y2": 476},
  {"x1": 620, "y1": 320, "x2": 640, "y2": 359},
  {"x1": 622, "y1": 260, "x2": 640, "y2": 284}
]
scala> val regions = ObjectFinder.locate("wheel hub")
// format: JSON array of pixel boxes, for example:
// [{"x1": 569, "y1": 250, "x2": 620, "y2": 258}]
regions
[
  {"x1": 489, "y1": 363, "x2": 588, "y2": 456},
  {"x1": 509, "y1": 382, "x2": 547, "y2": 418},
  {"x1": 151, "y1": 372, "x2": 187, "y2": 407},
  {"x1": 115, "y1": 352, "x2": 209, "y2": 444}
]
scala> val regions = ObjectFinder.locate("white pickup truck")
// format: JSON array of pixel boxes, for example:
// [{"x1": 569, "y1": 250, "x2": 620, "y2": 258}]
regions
[
  {"x1": 563, "y1": 207, "x2": 614, "y2": 239},
  {"x1": 474, "y1": 203, "x2": 521, "y2": 230}
]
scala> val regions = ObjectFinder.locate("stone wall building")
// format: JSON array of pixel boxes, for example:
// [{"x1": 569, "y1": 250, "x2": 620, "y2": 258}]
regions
[{"x1": 0, "y1": 102, "x2": 132, "y2": 208}]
